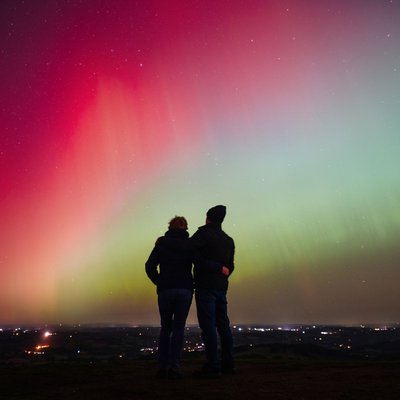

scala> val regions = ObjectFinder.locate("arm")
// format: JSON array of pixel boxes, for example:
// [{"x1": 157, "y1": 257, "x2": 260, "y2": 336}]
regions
[
  {"x1": 195, "y1": 257, "x2": 225, "y2": 274},
  {"x1": 145, "y1": 246, "x2": 160, "y2": 285},
  {"x1": 228, "y1": 241, "x2": 235, "y2": 275},
  {"x1": 220, "y1": 239, "x2": 236, "y2": 277}
]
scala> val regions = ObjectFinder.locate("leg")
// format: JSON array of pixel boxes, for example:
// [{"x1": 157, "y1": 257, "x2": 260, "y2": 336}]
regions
[
  {"x1": 158, "y1": 290, "x2": 173, "y2": 369},
  {"x1": 195, "y1": 289, "x2": 219, "y2": 370},
  {"x1": 170, "y1": 289, "x2": 192, "y2": 370},
  {"x1": 215, "y1": 291, "x2": 234, "y2": 369}
]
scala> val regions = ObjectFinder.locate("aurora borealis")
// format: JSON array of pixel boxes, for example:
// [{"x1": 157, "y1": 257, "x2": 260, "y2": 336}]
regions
[{"x1": 1, "y1": 0, "x2": 399, "y2": 325}]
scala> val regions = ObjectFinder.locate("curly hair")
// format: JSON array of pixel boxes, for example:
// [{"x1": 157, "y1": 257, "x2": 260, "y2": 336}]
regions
[{"x1": 168, "y1": 216, "x2": 188, "y2": 230}]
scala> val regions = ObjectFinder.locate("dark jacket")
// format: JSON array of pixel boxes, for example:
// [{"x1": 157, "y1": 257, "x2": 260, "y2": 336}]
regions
[
  {"x1": 191, "y1": 222, "x2": 235, "y2": 292},
  {"x1": 145, "y1": 228, "x2": 193, "y2": 293}
]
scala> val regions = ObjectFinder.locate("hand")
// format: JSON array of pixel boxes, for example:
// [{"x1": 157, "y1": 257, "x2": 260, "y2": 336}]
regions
[{"x1": 222, "y1": 266, "x2": 230, "y2": 276}]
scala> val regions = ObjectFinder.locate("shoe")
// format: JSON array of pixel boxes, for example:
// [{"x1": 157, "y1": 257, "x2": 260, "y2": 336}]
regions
[
  {"x1": 168, "y1": 368, "x2": 183, "y2": 380},
  {"x1": 155, "y1": 368, "x2": 168, "y2": 379},
  {"x1": 193, "y1": 366, "x2": 221, "y2": 379}
]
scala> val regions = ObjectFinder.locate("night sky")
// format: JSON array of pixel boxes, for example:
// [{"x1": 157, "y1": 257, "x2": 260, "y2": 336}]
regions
[{"x1": 1, "y1": 0, "x2": 400, "y2": 326}]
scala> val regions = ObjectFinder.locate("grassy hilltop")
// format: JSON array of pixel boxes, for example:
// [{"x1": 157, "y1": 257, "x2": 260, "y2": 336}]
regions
[{"x1": 2, "y1": 357, "x2": 400, "y2": 400}]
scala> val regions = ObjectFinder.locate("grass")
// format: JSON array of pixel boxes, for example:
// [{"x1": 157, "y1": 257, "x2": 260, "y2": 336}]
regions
[{"x1": 1, "y1": 358, "x2": 400, "y2": 400}]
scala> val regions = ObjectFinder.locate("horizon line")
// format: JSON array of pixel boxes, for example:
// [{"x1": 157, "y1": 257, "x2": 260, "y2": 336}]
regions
[{"x1": 1, "y1": 322, "x2": 399, "y2": 329}]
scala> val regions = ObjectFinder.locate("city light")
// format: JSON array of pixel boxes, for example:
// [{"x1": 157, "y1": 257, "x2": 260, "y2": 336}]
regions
[
  {"x1": 1, "y1": 324, "x2": 398, "y2": 364},
  {"x1": 36, "y1": 345, "x2": 50, "y2": 351}
]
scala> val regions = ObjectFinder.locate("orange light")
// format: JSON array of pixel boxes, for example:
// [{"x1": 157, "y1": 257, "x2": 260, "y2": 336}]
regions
[{"x1": 35, "y1": 344, "x2": 50, "y2": 350}]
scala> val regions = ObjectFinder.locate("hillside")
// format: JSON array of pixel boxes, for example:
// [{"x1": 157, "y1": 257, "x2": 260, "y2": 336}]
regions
[{"x1": 2, "y1": 358, "x2": 399, "y2": 400}]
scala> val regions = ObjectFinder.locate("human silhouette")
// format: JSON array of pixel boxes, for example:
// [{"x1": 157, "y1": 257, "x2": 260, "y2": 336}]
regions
[
  {"x1": 145, "y1": 216, "x2": 193, "y2": 379},
  {"x1": 191, "y1": 205, "x2": 235, "y2": 378}
]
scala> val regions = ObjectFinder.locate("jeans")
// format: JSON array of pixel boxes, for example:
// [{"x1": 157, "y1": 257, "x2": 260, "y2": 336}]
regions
[
  {"x1": 195, "y1": 288, "x2": 234, "y2": 370},
  {"x1": 158, "y1": 288, "x2": 193, "y2": 369}
]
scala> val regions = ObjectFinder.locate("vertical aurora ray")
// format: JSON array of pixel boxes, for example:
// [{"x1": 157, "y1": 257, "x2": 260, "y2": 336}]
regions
[{"x1": 1, "y1": 0, "x2": 400, "y2": 324}]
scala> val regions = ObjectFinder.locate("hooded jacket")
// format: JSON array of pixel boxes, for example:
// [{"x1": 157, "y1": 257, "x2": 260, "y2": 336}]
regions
[
  {"x1": 191, "y1": 222, "x2": 235, "y2": 292},
  {"x1": 145, "y1": 228, "x2": 193, "y2": 293}
]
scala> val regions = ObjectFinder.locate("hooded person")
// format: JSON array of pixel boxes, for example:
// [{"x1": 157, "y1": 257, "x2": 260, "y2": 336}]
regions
[{"x1": 145, "y1": 216, "x2": 193, "y2": 379}]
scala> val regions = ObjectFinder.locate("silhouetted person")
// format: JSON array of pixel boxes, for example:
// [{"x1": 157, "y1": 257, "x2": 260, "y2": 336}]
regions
[
  {"x1": 145, "y1": 216, "x2": 193, "y2": 379},
  {"x1": 191, "y1": 205, "x2": 235, "y2": 378}
]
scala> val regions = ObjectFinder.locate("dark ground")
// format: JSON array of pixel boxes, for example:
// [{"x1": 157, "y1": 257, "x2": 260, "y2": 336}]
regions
[{"x1": 1, "y1": 359, "x2": 400, "y2": 400}]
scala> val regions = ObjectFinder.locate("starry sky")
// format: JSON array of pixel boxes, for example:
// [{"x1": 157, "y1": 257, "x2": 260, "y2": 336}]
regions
[{"x1": 1, "y1": 0, "x2": 400, "y2": 326}]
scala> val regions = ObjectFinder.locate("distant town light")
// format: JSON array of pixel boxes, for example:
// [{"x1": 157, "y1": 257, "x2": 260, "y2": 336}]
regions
[{"x1": 35, "y1": 344, "x2": 49, "y2": 351}]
